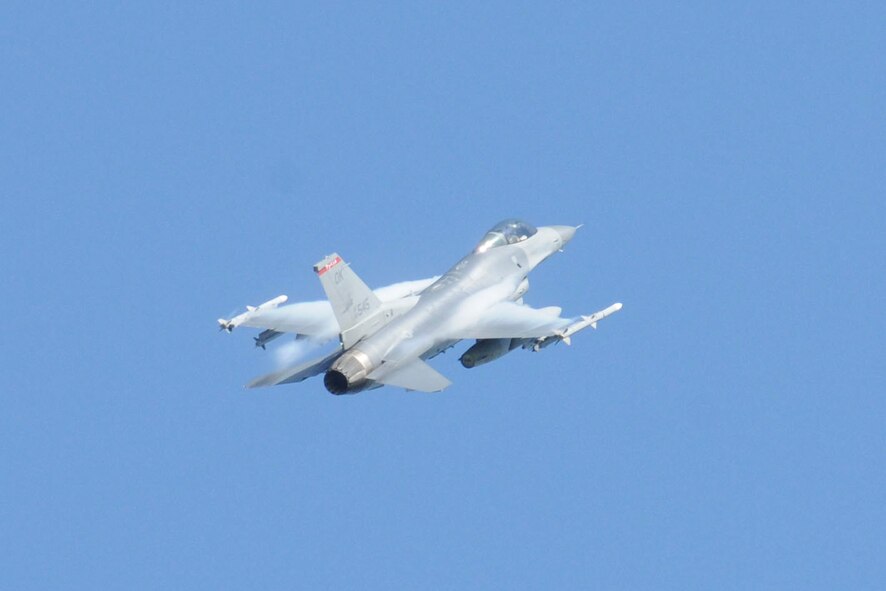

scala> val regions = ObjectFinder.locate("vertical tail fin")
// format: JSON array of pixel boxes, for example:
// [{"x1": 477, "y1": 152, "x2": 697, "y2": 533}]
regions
[{"x1": 314, "y1": 254, "x2": 385, "y2": 346}]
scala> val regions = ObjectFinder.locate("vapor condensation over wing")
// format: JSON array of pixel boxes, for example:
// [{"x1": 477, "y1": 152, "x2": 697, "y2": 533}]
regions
[
  {"x1": 238, "y1": 278, "x2": 438, "y2": 343},
  {"x1": 240, "y1": 300, "x2": 338, "y2": 338},
  {"x1": 372, "y1": 277, "x2": 439, "y2": 301},
  {"x1": 478, "y1": 301, "x2": 572, "y2": 334}
]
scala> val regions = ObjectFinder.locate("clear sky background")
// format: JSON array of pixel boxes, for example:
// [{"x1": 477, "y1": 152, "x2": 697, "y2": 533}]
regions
[{"x1": 1, "y1": 2, "x2": 883, "y2": 589}]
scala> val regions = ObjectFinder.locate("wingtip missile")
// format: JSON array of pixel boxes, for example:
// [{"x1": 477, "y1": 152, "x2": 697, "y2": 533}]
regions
[
  {"x1": 217, "y1": 295, "x2": 289, "y2": 332},
  {"x1": 260, "y1": 295, "x2": 289, "y2": 309},
  {"x1": 530, "y1": 301, "x2": 622, "y2": 351},
  {"x1": 561, "y1": 302, "x2": 622, "y2": 338}
]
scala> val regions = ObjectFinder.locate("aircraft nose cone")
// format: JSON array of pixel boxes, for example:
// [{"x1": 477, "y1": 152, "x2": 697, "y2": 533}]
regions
[{"x1": 551, "y1": 225, "x2": 577, "y2": 245}]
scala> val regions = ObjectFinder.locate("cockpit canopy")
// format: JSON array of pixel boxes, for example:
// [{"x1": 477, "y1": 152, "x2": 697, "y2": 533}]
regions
[{"x1": 474, "y1": 219, "x2": 538, "y2": 253}]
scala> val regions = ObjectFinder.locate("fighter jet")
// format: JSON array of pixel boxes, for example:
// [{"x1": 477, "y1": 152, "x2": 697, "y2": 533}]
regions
[{"x1": 218, "y1": 219, "x2": 621, "y2": 393}]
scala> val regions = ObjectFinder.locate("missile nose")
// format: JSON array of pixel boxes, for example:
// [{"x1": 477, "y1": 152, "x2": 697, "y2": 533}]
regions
[{"x1": 550, "y1": 225, "x2": 577, "y2": 245}]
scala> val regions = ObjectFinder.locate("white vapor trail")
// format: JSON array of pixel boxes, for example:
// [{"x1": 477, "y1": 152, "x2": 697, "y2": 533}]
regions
[{"x1": 273, "y1": 338, "x2": 321, "y2": 369}]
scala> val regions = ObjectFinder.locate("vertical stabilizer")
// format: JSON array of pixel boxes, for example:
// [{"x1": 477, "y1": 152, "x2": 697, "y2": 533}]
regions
[{"x1": 314, "y1": 254, "x2": 386, "y2": 346}]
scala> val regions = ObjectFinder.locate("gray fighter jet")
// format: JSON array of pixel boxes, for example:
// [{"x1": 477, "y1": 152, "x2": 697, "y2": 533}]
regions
[{"x1": 219, "y1": 219, "x2": 621, "y2": 393}]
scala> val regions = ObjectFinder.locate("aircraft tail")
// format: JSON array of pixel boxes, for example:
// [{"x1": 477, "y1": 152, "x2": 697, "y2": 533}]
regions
[{"x1": 314, "y1": 253, "x2": 389, "y2": 348}]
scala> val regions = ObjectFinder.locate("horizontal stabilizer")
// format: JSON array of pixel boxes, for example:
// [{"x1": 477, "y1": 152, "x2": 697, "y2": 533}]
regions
[
  {"x1": 368, "y1": 359, "x2": 451, "y2": 392},
  {"x1": 247, "y1": 349, "x2": 342, "y2": 388}
]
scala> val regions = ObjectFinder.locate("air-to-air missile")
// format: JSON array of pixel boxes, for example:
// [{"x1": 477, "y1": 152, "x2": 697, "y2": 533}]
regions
[{"x1": 217, "y1": 295, "x2": 288, "y2": 332}]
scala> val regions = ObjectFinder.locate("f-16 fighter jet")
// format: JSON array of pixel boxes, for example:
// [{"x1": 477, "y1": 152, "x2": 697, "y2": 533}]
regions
[{"x1": 218, "y1": 219, "x2": 621, "y2": 393}]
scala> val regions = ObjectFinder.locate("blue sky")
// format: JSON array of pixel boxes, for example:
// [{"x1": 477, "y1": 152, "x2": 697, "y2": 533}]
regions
[{"x1": 1, "y1": 2, "x2": 883, "y2": 589}]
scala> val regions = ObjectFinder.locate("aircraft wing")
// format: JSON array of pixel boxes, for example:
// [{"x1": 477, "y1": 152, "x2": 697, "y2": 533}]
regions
[
  {"x1": 233, "y1": 301, "x2": 339, "y2": 339},
  {"x1": 444, "y1": 301, "x2": 574, "y2": 340},
  {"x1": 218, "y1": 277, "x2": 439, "y2": 340},
  {"x1": 359, "y1": 301, "x2": 577, "y2": 393},
  {"x1": 444, "y1": 300, "x2": 624, "y2": 344}
]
